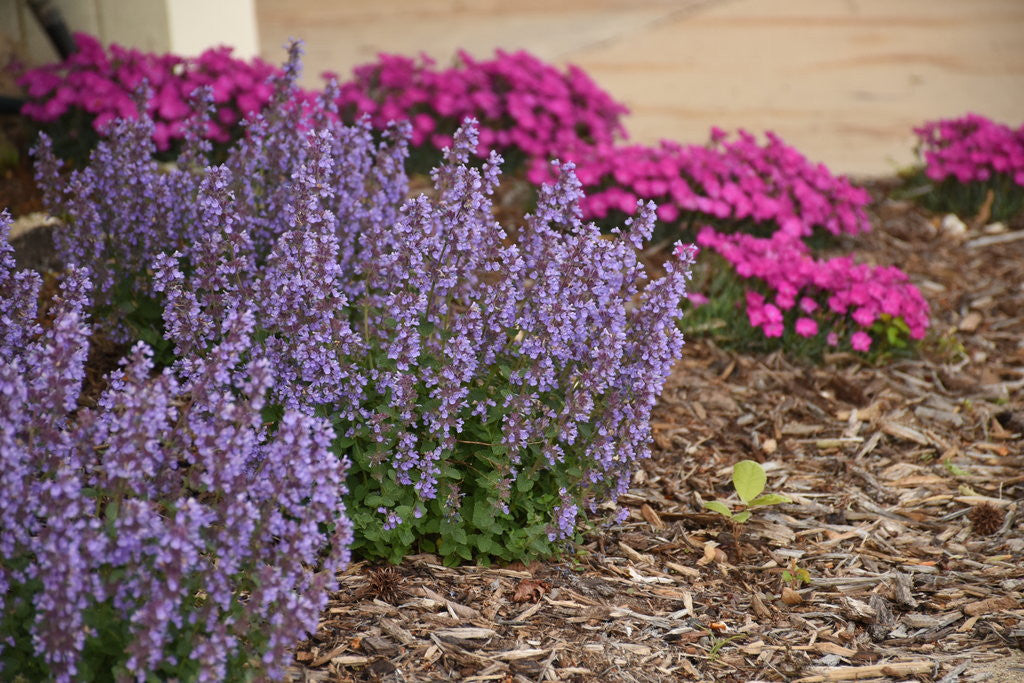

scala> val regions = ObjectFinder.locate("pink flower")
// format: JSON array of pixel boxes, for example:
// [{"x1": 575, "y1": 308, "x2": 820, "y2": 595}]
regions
[
  {"x1": 799, "y1": 296, "x2": 818, "y2": 313},
  {"x1": 760, "y1": 303, "x2": 784, "y2": 337},
  {"x1": 851, "y1": 306, "x2": 876, "y2": 327},
  {"x1": 826, "y1": 332, "x2": 839, "y2": 347},
  {"x1": 850, "y1": 331, "x2": 872, "y2": 352},
  {"x1": 795, "y1": 318, "x2": 818, "y2": 337}
]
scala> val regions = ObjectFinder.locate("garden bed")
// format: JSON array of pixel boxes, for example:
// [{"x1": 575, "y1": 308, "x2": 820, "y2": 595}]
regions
[
  {"x1": 4, "y1": 148, "x2": 1023, "y2": 683},
  {"x1": 3, "y1": 40, "x2": 1022, "y2": 682}
]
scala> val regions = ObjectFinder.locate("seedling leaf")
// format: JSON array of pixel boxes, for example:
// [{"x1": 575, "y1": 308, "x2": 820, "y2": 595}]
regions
[
  {"x1": 748, "y1": 493, "x2": 791, "y2": 507},
  {"x1": 732, "y1": 460, "x2": 766, "y2": 505},
  {"x1": 703, "y1": 501, "x2": 733, "y2": 518},
  {"x1": 732, "y1": 510, "x2": 752, "y2": 523}
]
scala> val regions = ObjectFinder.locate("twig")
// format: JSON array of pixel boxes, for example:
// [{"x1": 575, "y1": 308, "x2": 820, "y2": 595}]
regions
[{"x1": 794, "y1": 660, "x2": 934, "y2": 682}]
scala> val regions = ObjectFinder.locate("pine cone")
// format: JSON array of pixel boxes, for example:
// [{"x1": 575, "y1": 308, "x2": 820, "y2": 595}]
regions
[
  {"x1": 366, "y1": 565, "x2": 402, "y2": 602},
  {"x1": 968, "y1": 503, "x2": 1005, "y2": 536}
]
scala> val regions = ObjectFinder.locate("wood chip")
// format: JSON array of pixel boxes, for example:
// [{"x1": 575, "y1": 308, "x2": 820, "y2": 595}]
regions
[
  {"x1": 959, "y1": 311, "x2": 983, "y2": 333},
  {"x1": 812, "y1": 642, "x2": 857, "y2": 657},
  {"x1": 963, "y1": 596, "x2": 1019, "y2": 616},
  {"x1": 840, "y1": 597, "x2": 877, "y2": 622},
  {"x1": 331, "y1": 655, "x2": 372, "y2": 667},
  {"x1": 492, "y1": 648, "x2": 548, "y2": 661},
  {"x1": 435, "y1": 628, "x2": 498, "y2": 640},
  {"x1": 794, "y1": 660, "x2": 933, "y2": 682}
]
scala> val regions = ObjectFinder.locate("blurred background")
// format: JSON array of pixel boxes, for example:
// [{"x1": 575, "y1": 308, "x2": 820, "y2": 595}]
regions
[
  {"x1": 255, "y1": 0, "x2": 1024, "y2": 177},
  {"x1": 4, "y1": 0, "x2": 1023, "y2": 176}
]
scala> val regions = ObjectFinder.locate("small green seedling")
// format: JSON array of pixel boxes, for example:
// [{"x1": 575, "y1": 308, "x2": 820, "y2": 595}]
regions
[
  {"x1": 706, "y1": 632, "x2": 746, "y2": 661},
  {"x1": 942, "y1": 459, "x2": 971, "y2": 478},
  {"x1": 782, "y1": 558, "x2": 811, "y2": 588},
  {"x1": 703, "y1": 459, "x2": 791, "y2": 523}
]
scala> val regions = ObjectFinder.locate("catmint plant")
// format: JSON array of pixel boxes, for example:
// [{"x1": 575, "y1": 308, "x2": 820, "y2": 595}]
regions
[
  {"x1": 34, "y1": 42, "x2": 407, "y2": 346},
  {"x1": 152, "y1": 112, "x2": 694, "y2": 564},
  {"x1": 142, "y1": 72, "x2": 696, "y2": 565},
  {"x1": 33, "y1": 44, "x2": 694, "y2": 568},
  {"x1": 0, "y1": 210, "x2": 352, "y2": 681}
]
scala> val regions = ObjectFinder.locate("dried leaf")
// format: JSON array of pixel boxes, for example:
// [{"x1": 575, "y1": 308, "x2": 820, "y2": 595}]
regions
[
  {"x1": 696, "y1": 541, "x2": 722, "y2": 566},
  {"x1": 640, "y1": 503, "x2": 666, "y2": 529},
  {"x1": 781, "y1": 587, "x2": 804, "y2": 605},
  {"x1": 512, "y1": 579, "x2": 550, "y2": 604}
]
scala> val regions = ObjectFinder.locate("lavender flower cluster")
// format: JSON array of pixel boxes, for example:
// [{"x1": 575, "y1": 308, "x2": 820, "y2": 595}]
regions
[
  {"x1": 153, "y1": 118, "x2": 694, "y2": 559},
  {"x1": 0, "y1": 210, "x2": 352, "y2": 680},
  {"x1": 33, "y1": 43, "x2": 406, "y2": 339}
]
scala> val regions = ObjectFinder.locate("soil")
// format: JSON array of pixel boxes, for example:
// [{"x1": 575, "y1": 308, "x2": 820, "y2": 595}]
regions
[{"x1": 3, "y1": 144, "x2": 1022, "y2": 682}]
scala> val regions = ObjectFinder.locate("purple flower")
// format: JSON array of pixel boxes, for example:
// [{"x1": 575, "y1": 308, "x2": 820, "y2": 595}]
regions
[{"x1": 0, "y1": 213, "x2": 350, "y2": 680}]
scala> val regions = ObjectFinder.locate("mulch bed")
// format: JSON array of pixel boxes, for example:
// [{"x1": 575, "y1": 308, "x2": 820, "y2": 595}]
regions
[
  {"x1": 286, "y1": 188, "x2": 1024, "y2": 682},
  {"x1": 4, "y1": 147, "x2": 1022, "y2": 681}
]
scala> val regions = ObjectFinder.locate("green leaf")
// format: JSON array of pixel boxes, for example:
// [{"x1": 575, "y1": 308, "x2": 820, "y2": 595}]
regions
[
  {"x1": 472, "y1": 501, "x2": 495, "y2": 531},
  {"x1": 363, "y1": 494, "x2": 388, "y2": 508},
  {"x1": 732, "y1": 510, "x2": 752, "y2": 523},
  {"x1": 440, "y1": 463, "x2": 463, "y2": 481},
  {"x1": 440, "y1": 518, "x2": 468, "y2": 546},
  {"x1": 732, "y1": 460, "x2": 766, "y2": 504},
  {"x1": 702, "y1": 500, "x2": 733, "y2": 518},
  {"x1": 747, "y1": 493, "x2": 791, "y2": 507}
]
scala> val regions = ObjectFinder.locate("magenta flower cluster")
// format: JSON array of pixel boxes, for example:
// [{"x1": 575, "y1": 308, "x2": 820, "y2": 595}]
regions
[
  {"x1": 697, "y1": 227, "x2": 929, "y2": 351},
  {"x1": 19, "y1": 32, "x2": 280, "y2": 150},
  {"x1": 0, "y1": 211, "x2": 352, "y2": 681},
  {"x1": 529, "y1": 125, "x2": 923, "y2": 351},
  {"x1": 531, "y1": 128, "x2": 871, "y2": 239},
  {"x1": 327, "y1": 49, "x2": 629, "y2": 160},
  {"x1": 915, "y1": 113, "x2": 1024, "y2": 186}
]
